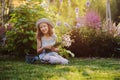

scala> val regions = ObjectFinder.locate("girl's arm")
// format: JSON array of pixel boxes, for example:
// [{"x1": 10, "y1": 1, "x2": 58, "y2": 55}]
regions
[
  {"x1": 51, "y1": 34, "x2": 60, "y2": 52},
  {"x1": 37, "y1": 39, "x2": 44, "y2": 53}
]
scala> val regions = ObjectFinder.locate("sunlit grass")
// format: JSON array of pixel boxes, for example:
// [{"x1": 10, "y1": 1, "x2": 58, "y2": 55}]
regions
[{"x1": 0, "y1": 57, "x2": 120, "y2": 80}]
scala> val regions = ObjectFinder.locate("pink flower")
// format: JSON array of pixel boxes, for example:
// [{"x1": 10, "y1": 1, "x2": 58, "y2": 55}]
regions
[{"x1": 85, "y1": 10, "x2": 101, "y2": 28}]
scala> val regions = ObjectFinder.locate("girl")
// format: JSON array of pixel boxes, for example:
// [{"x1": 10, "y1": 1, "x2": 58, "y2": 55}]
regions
[{"x1": 36, "y1": 18, "x2": 68, "y2": 64}]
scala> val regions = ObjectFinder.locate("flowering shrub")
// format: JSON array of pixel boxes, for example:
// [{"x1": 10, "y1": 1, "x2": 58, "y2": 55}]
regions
[
  {"x1": 67, "y1": 27, "x2": 120, "y2": 58},
  {"x1": 85, "y1": 10, "x2": 101, "y2": 29},
  {"x1": 110, "y1": 23, "x2": 120, "y2": 36}
]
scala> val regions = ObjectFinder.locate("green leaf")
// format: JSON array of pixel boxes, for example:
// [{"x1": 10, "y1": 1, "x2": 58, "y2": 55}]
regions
[
  {"x1": 25, "y1": 31, "x2": 30, "y2": 34},
  {"x1": 24, "y1": 49, "x2": 29, "y2": 54},
  {"x1": 66, "y1": 50, "x2": 75, "y2": 57},
  {"x1": 22, "y1": 38, "x2": 28, "y2": 43},
  {"x1": 29, "y1": 37, "x2": 34, "y2": 40},
  {"x1": 32, "y1": 43, "x2": 36, "y2": 49}
]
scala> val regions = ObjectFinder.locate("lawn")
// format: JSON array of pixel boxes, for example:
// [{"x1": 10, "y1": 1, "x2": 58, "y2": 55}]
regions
[{"x1": 0, "y1": 56, "x2": 120, "y2": 80}]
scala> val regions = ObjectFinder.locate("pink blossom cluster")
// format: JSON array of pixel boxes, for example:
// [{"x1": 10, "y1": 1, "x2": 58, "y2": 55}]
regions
[{"x1": 85, "y1": 10, "x2": 101, "y2": 29}]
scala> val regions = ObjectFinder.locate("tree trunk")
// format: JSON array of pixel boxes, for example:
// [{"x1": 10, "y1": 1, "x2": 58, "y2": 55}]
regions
[
  {"x1": 106, "y1": 0, "x2": 112, "y2": 31},
  {"x1": 1, "y1": 0, "x2": 5, "y2": 26}
]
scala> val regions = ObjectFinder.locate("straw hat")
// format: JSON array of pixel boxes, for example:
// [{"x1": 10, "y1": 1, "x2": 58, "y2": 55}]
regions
[{"x1": 36, "y1": 18, "x2": 54, "y2": 28}]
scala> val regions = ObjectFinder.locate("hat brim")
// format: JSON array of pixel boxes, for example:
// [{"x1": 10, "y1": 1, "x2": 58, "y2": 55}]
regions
[{"x1": 36, "y1": 18, "x2": 54, "y2": 28}]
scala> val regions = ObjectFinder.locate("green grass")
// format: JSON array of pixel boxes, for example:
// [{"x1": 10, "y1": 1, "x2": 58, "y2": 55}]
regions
[{"x1": 0, "y1": 56, "x2": 120, "y2": 80}]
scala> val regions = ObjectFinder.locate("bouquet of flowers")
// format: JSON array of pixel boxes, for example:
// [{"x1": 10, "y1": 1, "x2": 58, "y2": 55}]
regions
[
  {"x1": 54, "y1": 34, "x2": 75, "y2": 57},
  {"x1": 53, "y1": 34, "x2": 74, "y2": 48},
  {"x1": 61, "y1": 34, "x2": 74, "y2": 47},
  {"x1": 45, "y1": 34, "x2": 75, "y2": 57}
]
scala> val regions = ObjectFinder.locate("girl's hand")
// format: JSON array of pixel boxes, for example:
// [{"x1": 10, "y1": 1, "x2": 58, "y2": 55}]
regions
[
  {"x1": 43, "y1": 46, "x2": 53, "y2": 53},
  {"x1": 44, "y1": 45, "x2": 52, "y2": 50},
  {"x1": 51, "y1": 47, "x2": 59, "y2": 52}
]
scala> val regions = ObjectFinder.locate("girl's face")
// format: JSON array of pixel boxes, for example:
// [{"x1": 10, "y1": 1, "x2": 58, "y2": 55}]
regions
[{"x1": 39, "y1": 23, "x2": 49, "y2": 35}]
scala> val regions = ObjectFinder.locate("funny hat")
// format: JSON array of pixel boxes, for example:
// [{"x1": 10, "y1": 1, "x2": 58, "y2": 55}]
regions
[{"x1": 36, "y1": 18, "x2": 54, "y2": 28}]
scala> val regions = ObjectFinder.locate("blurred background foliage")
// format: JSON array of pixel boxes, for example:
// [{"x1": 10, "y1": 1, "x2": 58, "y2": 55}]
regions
[{"x1": 0, "y1": 0, "x2": 120, "y2": 58}]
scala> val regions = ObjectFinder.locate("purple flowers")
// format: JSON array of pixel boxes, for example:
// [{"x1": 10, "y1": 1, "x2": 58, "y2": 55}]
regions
[
  {"x1": 75, "y1": 7, "x2": 79, "y2": 18},
  {"x1": 56, "y1": 21, "x2": 61, "y2": 26},
  {"x1": 64, "y1": 22, "x2": 70, "y2": 27},
  {"x1": 76, "y1": 23, "x2": 81, "y2": 28},
  {"x1": 86, "y1": 0, "x2": 90, "y2": 7},
  {"x1": 75, "y1": 7, "x2": 79, "y2": 14}
]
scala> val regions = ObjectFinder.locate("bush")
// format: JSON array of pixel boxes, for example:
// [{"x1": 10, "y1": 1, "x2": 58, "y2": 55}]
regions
[
  {"x1": 67, "y1": 27, "x2": 120, "y2": 58},
  {"x1": 5, "y1": 2, "x2": 47, "y2": 57}
]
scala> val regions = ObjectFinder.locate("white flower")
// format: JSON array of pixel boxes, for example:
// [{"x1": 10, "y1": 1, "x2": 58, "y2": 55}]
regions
[{"x1": 62, "y1": 34, "x2": 74, "y2": 47}]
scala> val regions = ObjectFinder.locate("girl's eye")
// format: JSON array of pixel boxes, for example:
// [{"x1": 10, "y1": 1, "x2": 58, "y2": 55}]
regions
[{"x1": 44, "y1": 25, "x2": 47, "y2": 27}]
